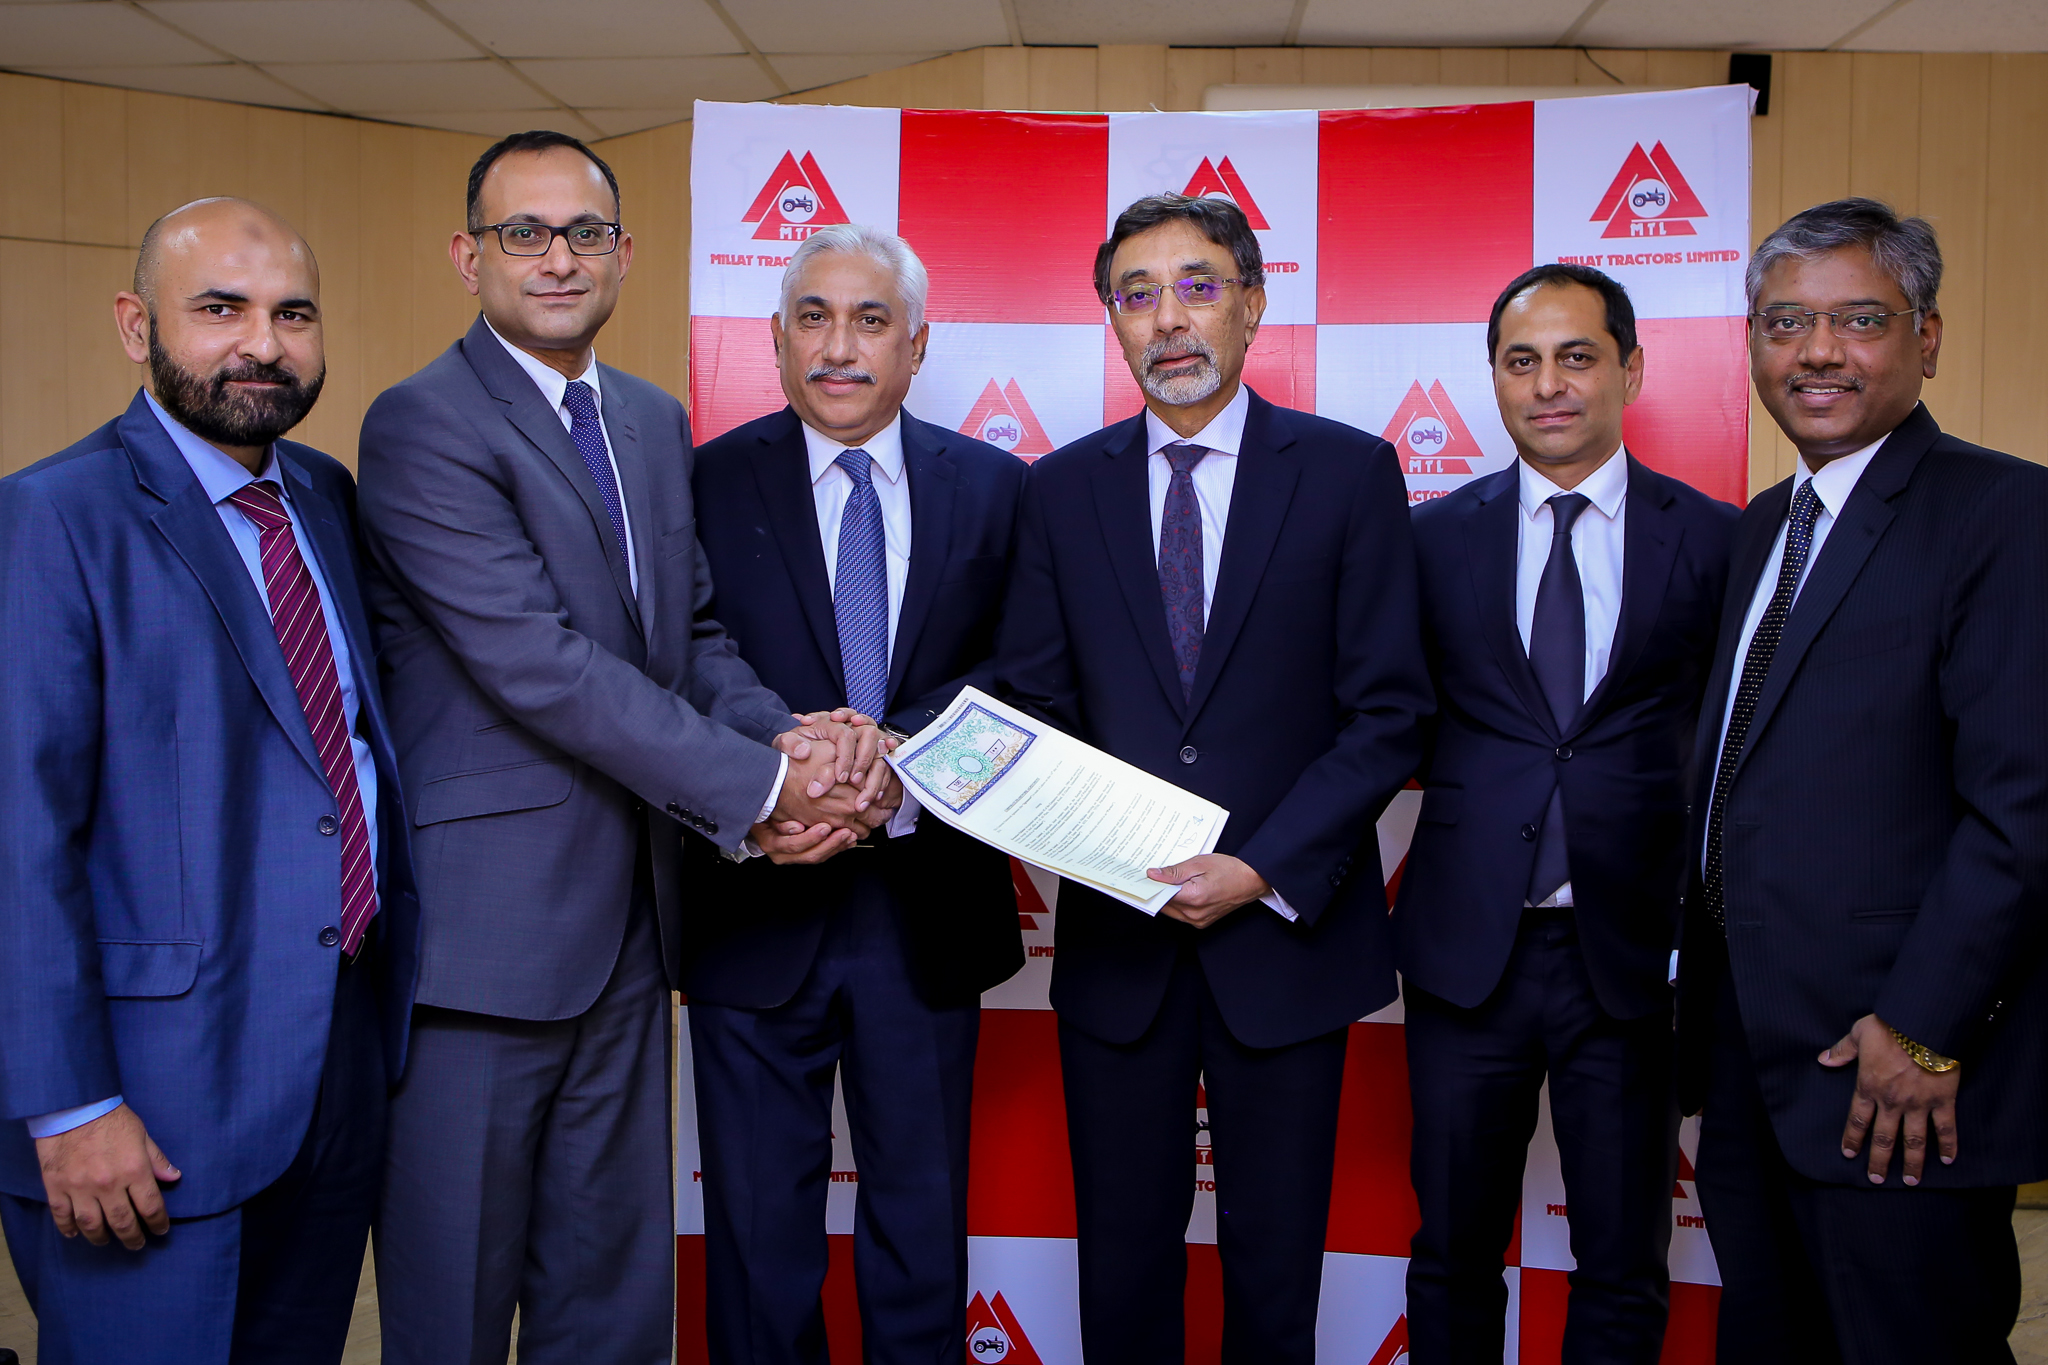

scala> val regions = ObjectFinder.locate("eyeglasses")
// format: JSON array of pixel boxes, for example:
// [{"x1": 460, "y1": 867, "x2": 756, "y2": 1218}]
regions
[
  {"x1": 1109, "y1": 274, "x2": 1245, "y2": 315},
  {"x1": 473, "y1": 221, "x2": 622, "y2": 257},
  {"x1": 1749, "y1": 305, "x2": 1918, "y2": 342}
]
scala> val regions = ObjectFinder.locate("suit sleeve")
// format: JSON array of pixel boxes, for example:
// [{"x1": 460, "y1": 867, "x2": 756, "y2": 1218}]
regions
[
  {"x1": 1234, "y1": 444, "x2": 1435, "y2": 927},
  {"x1": 1875, "y1": 468, "x2": 2048, "y2": 1058},
  {"x1": 0, "y1": 479, "x2": 122, "y2": 1120},
  {"x1": 357, "y1": 385, "x2": 786, "y2": 851},
  {"x1": 888, "y1": 460, "x2": 1027, "y2": 735},
  {"x1": 992, "y1": 464, "x2": 1083, "y2": 733}
]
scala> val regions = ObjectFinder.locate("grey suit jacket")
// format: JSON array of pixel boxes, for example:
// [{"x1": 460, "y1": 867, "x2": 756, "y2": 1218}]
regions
[{"x1": 357, "y1": 314, "x2": 793, "y2": 1020}]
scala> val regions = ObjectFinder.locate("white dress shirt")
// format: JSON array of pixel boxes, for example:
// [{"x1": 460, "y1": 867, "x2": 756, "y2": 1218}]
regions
[
  {"x1": 1140, "y1": 383, "x2": 1296, "y2": 922},
  {"x1": 29, "y1": 391, "x2": 385, "y2": 1141},
  {"x1": 1513, "y1": 448, "x2": 1628, "y2": 910}
]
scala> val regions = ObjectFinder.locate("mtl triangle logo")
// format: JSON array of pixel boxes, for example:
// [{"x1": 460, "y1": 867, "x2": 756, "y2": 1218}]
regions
[
  {"x1": 966, "y1": 1291, "x2": 1043, "y2": 1364},
  {"x1": 1181, "y1": 156, "x2": 1271, "y2": 230},
  {"x1": 741, "y1": 151, "x2": 849, "y2": 241},
  {"x1": 960, "y1": 379, "x2": 1054, "y2": 459},
  {"x1": 1368, "y1": 1313, "x2": 1410, "y2": 1365},
  {"x1": 1382, "y1": 380, "x2": 1479, "y2": 476},
  {"x1": 1591, "y1": 141, "x2": 1708, "y2": 239}
]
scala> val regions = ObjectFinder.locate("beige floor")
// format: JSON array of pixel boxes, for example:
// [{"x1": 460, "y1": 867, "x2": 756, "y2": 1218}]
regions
[{"x1": 1, "y1": 1212, "x2": 2045, "y2": 1363}]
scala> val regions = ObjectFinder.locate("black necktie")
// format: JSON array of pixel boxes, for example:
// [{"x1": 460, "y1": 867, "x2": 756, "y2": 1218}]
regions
[
  {"x1": 1527, "y1": 492, "x2": 1590, "y2": 905},
  {"x1": 1702, "y1": 480, "x2": 1824, "y2": 931}
]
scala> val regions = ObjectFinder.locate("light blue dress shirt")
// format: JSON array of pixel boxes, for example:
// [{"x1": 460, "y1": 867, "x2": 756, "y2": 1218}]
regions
[{"x1": 25, "y1": 392, "x2": 380, "y2": 1141}]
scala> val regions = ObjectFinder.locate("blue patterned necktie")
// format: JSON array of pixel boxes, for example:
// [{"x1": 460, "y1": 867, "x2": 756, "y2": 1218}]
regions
[
  {"x1": 833, "y1": 449, "x2": 890, "y2": 720},
  {"x1": 1158, "y1": 442, "x2": 1209, "y2": 702},
  {"x1": 1702, "y1": 480, "x2": 1825, "y2": 931},
  {"x1": 561, "y1": 380, "x2": 630, "y2": 567},
  {"x1": 1526, "y1": 492, "x2": 1591, "y2": 905}
]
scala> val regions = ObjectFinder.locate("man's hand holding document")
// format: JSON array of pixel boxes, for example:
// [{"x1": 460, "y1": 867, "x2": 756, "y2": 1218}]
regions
[{"x1": 887, "y1": 687, "x2": 1227, "y2": 914}]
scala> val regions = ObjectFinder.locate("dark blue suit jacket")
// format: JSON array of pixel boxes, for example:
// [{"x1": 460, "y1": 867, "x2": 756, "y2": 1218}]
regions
[
  {"x1": 1677, "y1": 405, "x2": 2048, "y2": 1186},
  {"x1": 0, "y1": 392, "x2": 420, "y2": 1217},
  {"x1": 684, "y1": 406, "x2": 1023, "y2": 1009},
  {"x1": 1399, "y1": 457, "x2": 1736, "y2": 1020},
  {"x1": 996, "y1": 390, "x2": 1432, "y2": 1049}
]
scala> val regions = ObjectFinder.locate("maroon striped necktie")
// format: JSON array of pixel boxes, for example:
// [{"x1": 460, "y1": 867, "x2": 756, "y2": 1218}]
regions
[{"x1": 227, "y1": 481, "x2": 378, "y2": 956}]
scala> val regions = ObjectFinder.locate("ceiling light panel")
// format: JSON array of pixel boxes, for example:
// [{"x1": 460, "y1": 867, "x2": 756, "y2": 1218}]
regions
[
  {"x1": 722, "y1": 0, "x2": 1006, "y2": 55},
  {"x1": 1574, "y1": 0, "x2": 1891, "y2": 51},
  {"x1": 0, "y1": 1, "x2": 217, "y2": 65},
  {"x1": 509, "y1": 54, "x2": 773, "y2": 108},
  {"x1": 1013, "y1": 0, "x2": 1298, "y2": 46},
  {"x1": 136, "y1": 0, "x2": 477, "y2": 64},
  {"x1": 266, "y1": 57, "x2": 539, "y2": 111},
  {"x1": 1298, "y1": 0, "x2": 1593, "y2": 47},
  {"x1": 427, "y1": 0, "x2": 740, "y2": 59}
]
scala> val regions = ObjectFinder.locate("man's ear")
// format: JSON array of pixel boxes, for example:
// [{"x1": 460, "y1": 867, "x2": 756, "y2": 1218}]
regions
[{"x1": 909, "y1": 322, "x2": 929, "y2": 374}]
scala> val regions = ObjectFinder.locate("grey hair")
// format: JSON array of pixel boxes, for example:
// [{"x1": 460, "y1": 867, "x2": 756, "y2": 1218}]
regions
[
  {"x1": 1747, "y1": 197, "x2": 1943, "y2": 315},
  {"x1": 777, "y1": 223, "x2": 929, "y2": 334}
]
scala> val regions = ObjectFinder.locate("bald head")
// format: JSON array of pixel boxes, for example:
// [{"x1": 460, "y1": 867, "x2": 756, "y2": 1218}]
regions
[{"x1": 133, "y1": 197, "x2": 317, "y2": 309}]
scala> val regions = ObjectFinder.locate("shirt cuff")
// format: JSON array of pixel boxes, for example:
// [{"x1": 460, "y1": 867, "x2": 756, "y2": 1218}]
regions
[
  {"x1": 757, "y1": 752, "x2": 789, "y2": 825},
  {"x1": 886, "y1": 787, "x2": 922, "y2": 839},
  {"x1": 27, "y1": 1095, "x2": 123, "y2": 1139},
  {"x1": 1260, "y1": 889, "x2": 1299, "y2": 923}
]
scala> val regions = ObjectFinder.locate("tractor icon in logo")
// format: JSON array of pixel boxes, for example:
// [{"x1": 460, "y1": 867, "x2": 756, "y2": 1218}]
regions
[
  {"x1": 959, "y1": 379, "x2": 1054, "y2": 459},
  {"x1": 1381, "y1": 381, "x2": 1478, "y2": 476},
  {"x1": 965, "y1": 1292, "x2": 1042, "y2": 1364}
]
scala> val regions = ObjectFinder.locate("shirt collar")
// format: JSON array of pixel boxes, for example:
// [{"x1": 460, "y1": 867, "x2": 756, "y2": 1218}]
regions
[
  {"x1": 1517, "y1": 445, "x2": 1629, "y2": 521},
  {"x1": 1143, "y1": 380, "x2": 1250, "y2": 459},
  {"x1": 144, "y1": 388, "x2": 283, "y2": 505},
  {"x1": 802, "y1": 409, "x2": 907, "y2": 487},
  {"x1": 486, "y1": 316, "x2": 598, "y2": 410},
  {"x1": 1794, "y1": 432, "x2": 1888, "y2": 520}
]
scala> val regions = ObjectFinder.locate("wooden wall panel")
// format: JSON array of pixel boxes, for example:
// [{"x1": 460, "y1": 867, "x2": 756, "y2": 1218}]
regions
[
  {"x1": 1916, "y1": 54, "x2": 1991, "y2": 445},
  {"x1": 1097, "y1": 44, "x2": 1168, "y2": 111},
  {"x1": 61, "y1": 81, "x2": 128, "y2": 247},
  {"x1": 1981, "y1": 54, "x2": 2048, "y2": 461}
]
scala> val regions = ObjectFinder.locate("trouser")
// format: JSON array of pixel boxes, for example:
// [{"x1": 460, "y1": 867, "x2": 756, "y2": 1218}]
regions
[
  {"x1": 1694, "y1": 963, "x2": 2019, "y2": 1365},
  {"x1": 1403, "y1": 910, "x2": 1677, "y2": 1365},
  {"x1": 1058, "y1": 943, "x2": 1348, "y2": 1365},
  {"x1": 690, "y1": 871, "x2": 980, "y2": 1365},
  {"x1": 1, "y1": 950, "x2": 384, "y2": 1365},
  {"x1": 375, "y1": 894, "x2": 675, "y2": 1365}
]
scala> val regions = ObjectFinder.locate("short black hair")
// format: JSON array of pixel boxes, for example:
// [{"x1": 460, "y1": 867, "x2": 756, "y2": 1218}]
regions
[
  {"x1": 466, "y1": 130, "x2": 622, "y2": 231},
  {"x1": 1485, "y1": 263, "x2": 1638, "y2": 364},
  {"x1": 1095, "y1": 193, "x2": 1264, "y2": 305}
]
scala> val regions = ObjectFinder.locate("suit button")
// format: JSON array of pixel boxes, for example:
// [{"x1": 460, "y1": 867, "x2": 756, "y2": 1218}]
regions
[
  {"x1": 318, "y1": 926, "x2": 340, "y2": 948},
  {"x1": 706, "y1": 819, "x2": 720, "y2": 835},
  {"x1": 667, "y1": 802, "x2": 682, "y2": 818},
  {"x1": 1179, "y1": 746, "x2": 1198, "y2": 765},
  {"x1": 1520, "y1": 824, "x2": 1537, "y2": 841},
  {"x1": 317, "y1": 814, "x2": 339, "y2": 836},
  {"x1": 1555, "y1": 745, "x2": 1573, "y2": 761}
]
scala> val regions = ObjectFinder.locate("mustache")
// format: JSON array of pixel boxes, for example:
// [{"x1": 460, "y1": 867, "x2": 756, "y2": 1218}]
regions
[
  {"x1": 1141, "y1": 335, "x2": 1216, "y2": 370},
  {"x1": 1786, "y1": 372, "x2": 1864, "y2": 391},
  {"x1": 214, "y1": 359, "x2": 300, "y2": 389},
  {"x1": 807, "y1": 365, "x2": 875, "y2": 385}
]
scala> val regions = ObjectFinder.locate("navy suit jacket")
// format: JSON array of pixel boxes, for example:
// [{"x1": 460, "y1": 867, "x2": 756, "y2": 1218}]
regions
[
  {"x1": 1677, "y1": 405, "x2": 2048, "y2": 1186},
  {"x1": 996, "y1": 390, "x2": 1432, "y2": 1049},
  {"x1": 1399, "y1": 457, "x2": 1736, "y2": 1020},
  {"x1": 0, "y1": 392, "x2": 420, "y2": 1217},
  {"x1": 683, "y1": 406, "x2": 1024, "y2": 1009}
]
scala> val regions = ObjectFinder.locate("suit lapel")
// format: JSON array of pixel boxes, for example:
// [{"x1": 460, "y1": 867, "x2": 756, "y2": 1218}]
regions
[
  {"x1": 1090, "y1": 417, "x2": 1187, "y2": 716},
  {"x1": 1733, "y1": 412, "x2": 1931, "y2": 776},
  {"x1": 1183, "y1": 396, "x2": 1298, "y2": 728},
  {"x1": 749, "y1": 409, "x2": 845, "y2": 695},
  {"x1": 1463, "y1": 468, "x2": 1556, "y2": 736},
  {"x1": 459, "y1": 316, "x2": 638, "y2": 626},
  {"x1": 889, "y1": 413, "x2": 956, "y2": 708},
  {"x1": 122, "y1": 400, "x2": 327, "y2": 785},
  {"x1": 1571, "y1": 457, "x2": 1681, "y2": 736}
]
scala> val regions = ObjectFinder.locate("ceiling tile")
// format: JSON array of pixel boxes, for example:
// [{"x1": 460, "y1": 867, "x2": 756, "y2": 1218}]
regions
[
  {"x1": 581, "y1": 107, "x2": 691, "y2": 137},
  {"x1": 1299, "y1": 0, "x2": 1589, "y2": 46},
  {"x1": 267, "y1": 58, "x2": 538, "y2": 111},
  {"x1": 1575, "y1": 0, "x2": 1888, "y2": 51},
  {"x1": 137, "y1": 0, "x2": 477, "y2": 63},
  {"x1": 428, "y1": 0, "x2": 739, "y2": 59},
  {"x1": 0, "y1": 2, "x2": 217, "y2": 65},
  {"x1": 723, "y1": 0, "x2": 1004, "y2": 55},
  {"x1": 511, "y1": 55, "x2": 771, "y2": 108},
  {"x1": 773, "y1": 51, "x2": 944, "y2": 92},
  {"x1": 1846, "y1": 0, "x2": 2048, "y2": 50},
  {"x1": 1014, "y1": 0, "x2": 1294, "y2": 46},
  {"x1": 20, "y1": 61, "x2": 325, "y2": 106},
  {"x1": 360, "y1": 108, "x2": 553, "y2": 137}
]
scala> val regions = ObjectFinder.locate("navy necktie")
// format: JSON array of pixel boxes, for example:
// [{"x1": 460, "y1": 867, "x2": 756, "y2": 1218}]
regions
[
  {"x1": 1702, "y1": 480, "x2": 1824, "y2": 932},
  {"x1": 1159, "y1": 443, "x2": 1208, "y2": 702},
  {"x1": 833, "y1": 449, "x2": 890, "y2": 720},
  {"x1": 1527, "y1": 491, "x2": 1591, "y2": 905},
  {"x1": 561, "y1": 380, "x2": 630, "y2": 567}
]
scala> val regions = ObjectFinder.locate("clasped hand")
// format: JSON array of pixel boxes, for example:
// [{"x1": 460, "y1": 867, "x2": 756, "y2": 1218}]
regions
[
  {"x1": 756, "y1": 709, "x2": 903, "y2": 864},
  {"x1": 1820, "y1": 1012, "x2": 1960, "y2": 1186}
]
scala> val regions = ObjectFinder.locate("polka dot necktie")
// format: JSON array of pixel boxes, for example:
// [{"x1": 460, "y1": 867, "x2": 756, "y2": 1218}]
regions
[
  {"x1": 1158, "y1": 443, "x2": 1209, "y2": 702},
  {"x1": 562, "y1": 380, "x2": 630, "y2": 568},
  {"x1": 1702, "y1": 480, "x2": 1824, "y2": 932}
]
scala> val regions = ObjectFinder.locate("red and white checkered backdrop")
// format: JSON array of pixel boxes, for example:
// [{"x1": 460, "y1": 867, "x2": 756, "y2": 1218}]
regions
[{"x1": 680, "y1": 87, "x2": 1753, "y2": 1363}]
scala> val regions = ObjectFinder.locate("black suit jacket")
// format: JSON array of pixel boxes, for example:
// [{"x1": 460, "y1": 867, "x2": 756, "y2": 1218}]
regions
[
  {"x1": 1676, "y1": 404, "x2": 2048, "y2": 1186},
  {"x1": 1399, "y1": 456, "x2": 1737, "y2": 1020},
  {"x1": 995, "y1": 389, "x2": 1432, "y2": 1049},
  {"x1": 683, "y1": 406, "x2": 1024, "y2": 1009}
]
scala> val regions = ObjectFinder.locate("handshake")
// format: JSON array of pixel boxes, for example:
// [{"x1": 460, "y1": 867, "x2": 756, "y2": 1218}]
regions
[{"x1": 756, "y1": 708, "x2": 906, "y2": 865}]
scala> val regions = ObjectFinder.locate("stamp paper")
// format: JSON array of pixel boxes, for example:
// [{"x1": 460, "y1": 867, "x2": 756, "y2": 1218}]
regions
[{"x1": 901, "y1": 703, "x2": 1035, "y2": 813}]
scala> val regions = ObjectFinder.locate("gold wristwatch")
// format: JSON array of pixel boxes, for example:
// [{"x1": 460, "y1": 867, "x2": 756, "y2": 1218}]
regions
[{"x1": 1889, "y1": 1026, "x2": 1960, "y2": 1074}]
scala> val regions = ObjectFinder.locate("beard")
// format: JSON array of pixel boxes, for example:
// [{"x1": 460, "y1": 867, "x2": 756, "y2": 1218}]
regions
[
  {"x1": 149, "y1": 320, "x2": 324, "y2": 449},
  {"x1": 1138, "y1": 334, "x2": 1223, "y2": 406}
]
